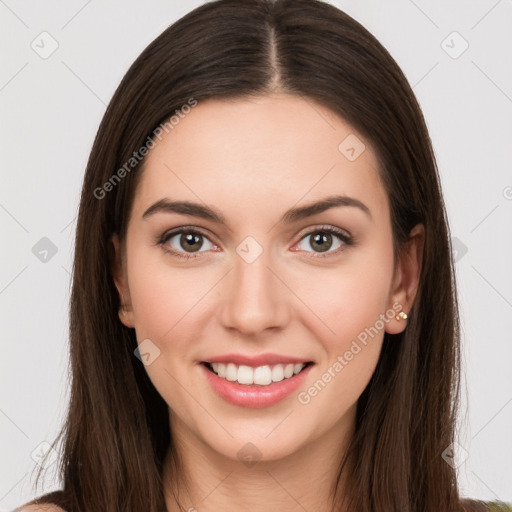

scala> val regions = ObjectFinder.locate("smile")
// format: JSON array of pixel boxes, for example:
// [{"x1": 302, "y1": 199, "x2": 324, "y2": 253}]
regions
[
  {"x1": 200, "y1": 361, "x2": 315, "y2": 408},
  {"x1": 204, "y1": 361, "x2": 312, "y2": 386}
]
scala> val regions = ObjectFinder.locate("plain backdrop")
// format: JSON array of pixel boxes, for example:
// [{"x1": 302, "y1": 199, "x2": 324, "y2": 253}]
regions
[{"x1": 1, "y1": 0, "x2": 511, "y2": 509}]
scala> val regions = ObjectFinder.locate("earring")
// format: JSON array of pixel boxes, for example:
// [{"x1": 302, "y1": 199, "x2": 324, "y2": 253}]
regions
[{"x1": 396, "y1": 311, "x2": 408, "y2": 321}]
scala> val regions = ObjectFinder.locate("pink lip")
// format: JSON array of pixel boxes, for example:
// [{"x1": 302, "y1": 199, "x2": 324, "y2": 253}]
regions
[
  {"x1": 200, "y1": 362, "x2": 314, "y2": 409},
  {"x1": 202, "y1": 353, "x2": 312, "y2": 367}
]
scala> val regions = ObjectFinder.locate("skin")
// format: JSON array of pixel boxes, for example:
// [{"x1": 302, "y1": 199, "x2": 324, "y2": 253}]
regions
[{"x1": 112, "y1": 93, "x2": 424, "y2": 512}]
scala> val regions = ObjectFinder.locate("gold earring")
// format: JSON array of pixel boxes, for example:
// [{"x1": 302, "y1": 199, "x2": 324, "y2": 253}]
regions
[{"x1": 396, "y1": 311, "x2": 408, "y2": 321}]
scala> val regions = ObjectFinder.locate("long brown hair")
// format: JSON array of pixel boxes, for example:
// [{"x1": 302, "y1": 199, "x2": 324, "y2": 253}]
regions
[{"x1": 28, "y1": 0, "x2": 476, "y2": 510}]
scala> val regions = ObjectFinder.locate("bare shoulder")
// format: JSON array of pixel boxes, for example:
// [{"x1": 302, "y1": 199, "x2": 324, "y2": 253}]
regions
[
  {"x1": 15, "y1": 490, "x2": 68, "y2": 512},
  {"x1": 15, "y1": 504, "x2": 66, "y2": 512}
]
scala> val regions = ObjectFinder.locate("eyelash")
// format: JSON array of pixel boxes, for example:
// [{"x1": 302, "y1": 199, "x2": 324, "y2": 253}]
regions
[{"x1": 155, "y1": 224, "x2": 354, "y2": 260}]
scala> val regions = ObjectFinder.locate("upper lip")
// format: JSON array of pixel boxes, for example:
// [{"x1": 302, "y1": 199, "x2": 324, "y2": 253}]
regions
[{"x1": 202, "y1": 353, "x2": 313, "y2": 367}]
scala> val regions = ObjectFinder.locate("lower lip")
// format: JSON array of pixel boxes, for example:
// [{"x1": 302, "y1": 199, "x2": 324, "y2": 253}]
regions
[{"x1": 200, "y1": 363, "x2": 313, "y2": 409}]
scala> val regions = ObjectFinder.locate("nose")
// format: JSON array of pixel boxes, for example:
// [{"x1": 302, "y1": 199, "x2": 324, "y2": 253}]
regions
[{"x1": 218, "y1": 249, "x2": 291, "y2": 336}]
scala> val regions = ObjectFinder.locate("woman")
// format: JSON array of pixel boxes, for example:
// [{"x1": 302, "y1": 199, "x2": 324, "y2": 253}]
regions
[{"x1": 18, "y1": 0, "x2": 511, "y2": 511}]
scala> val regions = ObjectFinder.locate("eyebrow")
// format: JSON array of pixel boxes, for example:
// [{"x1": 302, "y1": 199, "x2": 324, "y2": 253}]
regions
[{"x1": 142, "y1": 194, "x2": 372, "y2": 224}]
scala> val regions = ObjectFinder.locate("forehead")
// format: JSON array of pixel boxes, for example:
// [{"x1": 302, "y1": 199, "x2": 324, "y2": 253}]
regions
[{"x1": 133, "y1": 94, "x2": 388, "y2": 224}]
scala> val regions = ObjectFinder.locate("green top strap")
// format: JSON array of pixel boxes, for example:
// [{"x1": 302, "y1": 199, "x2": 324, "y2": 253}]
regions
[{"x1": 487, "y1": 502, "x2": 512, "y2": 511}]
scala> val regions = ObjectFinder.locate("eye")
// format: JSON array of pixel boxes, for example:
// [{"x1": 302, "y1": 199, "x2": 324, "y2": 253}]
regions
[
  {"x1": 294, "y1": 226, "x2": 353, "y2": 257},
  {"x1": 158, "y1": 227, "x2": 217, "y2": 259},
  {"x1": 156, "y1": 225, "x2": 354, "y2": 260}
]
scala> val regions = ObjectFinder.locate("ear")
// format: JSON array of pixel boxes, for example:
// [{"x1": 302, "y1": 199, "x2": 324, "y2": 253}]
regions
[
  {"x1": 110, "y1": 234, "x2": 135, "y2": 328},
  {"x1": 385, "y1": 224, "x2": 424, "y2": 334}
]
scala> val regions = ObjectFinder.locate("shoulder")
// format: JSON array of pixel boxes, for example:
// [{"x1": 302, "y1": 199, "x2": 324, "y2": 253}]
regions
[
  {"x1": 15, "y1": 490, "x2": 68, "y2": 512},
  {"x1": 14, "y1": 505, "x2": 66, "y2": 512}
]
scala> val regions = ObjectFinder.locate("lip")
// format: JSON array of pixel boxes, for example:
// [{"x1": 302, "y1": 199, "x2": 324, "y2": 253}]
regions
[
  {"x1": 202, "y1": 353, "x2": 313, "y2": 367},
  {"x1": 200, "y1": 361, "x2": 314, "y2": 409}
]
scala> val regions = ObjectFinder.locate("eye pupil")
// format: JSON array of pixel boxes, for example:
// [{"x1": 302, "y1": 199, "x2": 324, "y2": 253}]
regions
[
  {"x1": 181, "y1": 233, "x2": 202, "y2": 252},
  {"x1": 311, "y1": 232, "x2": 332, "y2": 253}
]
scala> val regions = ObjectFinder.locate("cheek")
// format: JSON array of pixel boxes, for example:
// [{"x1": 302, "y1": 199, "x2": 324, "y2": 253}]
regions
[
  {"x1": 295, "y1": 266, "x2": 392, "y2": 417},
  {"x1": 293, "y1": 242, "x2": 394, "y2": 411},
  {"x1": 126, "y1": 256, "x2": 213, "y2": 409},
  {"x1": 129, "y1": 263, "x2": 211, "y2": 343},
  {"x1": 298, "y1": 250, "x2": 394, "y2": 349}
]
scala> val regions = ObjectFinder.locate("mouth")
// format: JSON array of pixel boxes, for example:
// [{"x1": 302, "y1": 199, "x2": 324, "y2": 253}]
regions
[
  {"x1": 200, "y1": 358, "x2": 315, "y2": 408},
  {"x1": 201, "y1": 361, "x2": 314, "y2": 387}
]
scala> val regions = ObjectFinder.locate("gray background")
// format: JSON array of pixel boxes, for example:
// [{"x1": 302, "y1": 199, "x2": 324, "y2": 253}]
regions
[{"x1": 1, "y1": 0, "x2": 511, "y2": 509}]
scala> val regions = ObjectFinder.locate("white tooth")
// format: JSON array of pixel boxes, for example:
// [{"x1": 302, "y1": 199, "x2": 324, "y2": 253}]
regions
[
  {"x1": 284, "y1": 363, "x2": 294, "y2": 378},
  {"x1": 217, "y1": 363, "x2": 226, "y2": 378},
  {"x1": 271, "y1": 364, "x2": 285, "y2": 382},
  {"x1": 237, "y1": 365, "x2": 254, "y2": 385},
  {"x1": 293, "y1": 363, "x2": 305, "y2": 375},
  {"x1": 225, "y1": 363, "x2": 238, "y2": 381},
  {"x1": 254, "y1": 365, "x2": 272, "y2": 385},
  {"x1": 211, "y1": 362, "x2": 219, "y2": 373}
]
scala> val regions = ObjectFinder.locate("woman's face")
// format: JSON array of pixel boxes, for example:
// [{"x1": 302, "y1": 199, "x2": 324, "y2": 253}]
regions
[{"x1": 112, "y1": 94, "x2": 421, "y2": 465}]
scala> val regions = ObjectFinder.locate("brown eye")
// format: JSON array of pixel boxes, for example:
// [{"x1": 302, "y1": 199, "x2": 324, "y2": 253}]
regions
[
  {"x1": 295, "y1": 227, "x2": 352, "y2": 256},
  {"x1": 179, "y1": 232, "x2": 204, "y2": 253},
  {"x1": 161, "y1": 229, "x2": 215, "y2": 257},
  {"x1": 309, "y1": 232, "x2": 333, "y2": 253}
]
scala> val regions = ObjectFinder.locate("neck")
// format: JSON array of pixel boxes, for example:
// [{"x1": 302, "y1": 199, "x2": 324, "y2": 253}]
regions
[{"x1": 162, "y1": 408, "x2": 355, "y2": 512}]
